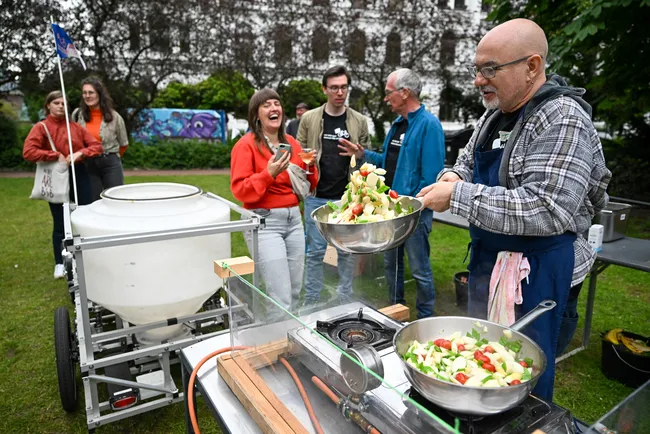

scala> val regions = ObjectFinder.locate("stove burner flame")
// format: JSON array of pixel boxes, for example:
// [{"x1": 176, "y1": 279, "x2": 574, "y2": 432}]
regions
[{"x1": 339, "y1": 327, "x2": 375, "y2": 345}]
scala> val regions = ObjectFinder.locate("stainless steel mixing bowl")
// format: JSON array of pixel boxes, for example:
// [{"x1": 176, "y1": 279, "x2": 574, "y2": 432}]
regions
[{"x1": 309, "y1": 196, "x2": 424, "y2": 254}]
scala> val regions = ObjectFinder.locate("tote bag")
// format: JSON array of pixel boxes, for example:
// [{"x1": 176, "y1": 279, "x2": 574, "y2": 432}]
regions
[{"x1": 29, "y1": 122, "x2": 69, "y2": 204}]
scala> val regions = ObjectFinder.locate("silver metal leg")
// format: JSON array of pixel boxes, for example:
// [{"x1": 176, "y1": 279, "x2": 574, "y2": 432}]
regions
[{"x1": 556, "y1": 261, "x2": 610, "y2": 363}]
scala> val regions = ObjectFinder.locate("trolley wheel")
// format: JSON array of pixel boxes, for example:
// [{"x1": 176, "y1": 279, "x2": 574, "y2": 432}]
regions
[{"x1": 54, "y1": 306, "x2": 78, "y2": 412}]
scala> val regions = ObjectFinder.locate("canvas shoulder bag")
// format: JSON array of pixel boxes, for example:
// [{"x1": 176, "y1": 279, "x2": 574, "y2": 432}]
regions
[{"x1": 29, "y1": 122, "x2": 70, "y2": 204}]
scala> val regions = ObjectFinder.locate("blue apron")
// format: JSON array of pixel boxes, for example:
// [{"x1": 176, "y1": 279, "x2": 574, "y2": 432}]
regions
[{"x1": 467, "y1": 139, "x2": 575, "y2": 402}]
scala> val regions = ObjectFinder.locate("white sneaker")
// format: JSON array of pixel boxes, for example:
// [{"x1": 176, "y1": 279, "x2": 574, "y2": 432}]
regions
[{"x1": 54, "y1": 264, "x2": 65, "y2": 279}]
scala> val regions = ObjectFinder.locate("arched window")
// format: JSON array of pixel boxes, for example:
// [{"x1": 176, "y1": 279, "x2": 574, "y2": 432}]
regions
[
  {"x1": 441, "y1": 31, "x2": 456, "y2": 67},
  {"x1": 274, "y1": 25, "x2": 292, "y2": 63},
  {"x1": 312, "y1": 27, "x2": 330, "y2": 62},
  {"x1": 385, "y1": 32, "x2": 401, "y2": 65},
  {"x1": 348, "y1": 29, "x2": 366, "y2": 64}
]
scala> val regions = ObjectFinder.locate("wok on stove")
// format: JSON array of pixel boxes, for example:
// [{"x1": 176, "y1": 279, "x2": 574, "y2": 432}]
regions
[{"x1": 393, "y1": 301, "x2": 556, "y2": 417}]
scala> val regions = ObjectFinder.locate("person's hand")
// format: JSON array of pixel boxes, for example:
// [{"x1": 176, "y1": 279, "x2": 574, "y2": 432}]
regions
[
  {"x1": 439, "y1": 171, "x2": 461, "y2": 183},
  {"x1": 419, "y1": 182, "x2": 456, "y2": 212},
  {"x1": 66, "y1": 151, "x2": 84, "y2": 165},
  {"x1": 267, "y1": 151, "x2": 291, "y2": 178},
  {"x1": 57, "y1": 153, "x2": 66, "y2": 163},
  {"x1": 338, "y1": 138, "x2": 364, "y2": 160}
]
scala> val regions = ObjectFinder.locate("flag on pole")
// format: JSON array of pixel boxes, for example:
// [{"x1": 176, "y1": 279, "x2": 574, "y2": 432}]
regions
[{"x1": 51, "y1": 24, "x2": 86, "y2": 70}]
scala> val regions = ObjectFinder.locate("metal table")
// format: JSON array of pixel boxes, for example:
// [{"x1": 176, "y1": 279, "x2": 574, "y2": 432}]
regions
[
  {"x1": 432, "y1": 210, "x2": 650, "y2": 361},
  {"x1": 180, "y1": 303, "x2": 374, "y2": 434}
]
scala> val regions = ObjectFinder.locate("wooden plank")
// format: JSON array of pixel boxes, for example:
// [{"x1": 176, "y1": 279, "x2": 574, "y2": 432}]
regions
[
  {"x1": 214, "y1": 256, "x2": 255, "y2": 278},
  {"x1": 231, "y1": 339, "x2": 289, "y2": 370},
  {"x1": 218, "y1": 357, "x2": 297, "y2": 434},
  {"x1": 232, "y1": 352, "x2": 309, "y2": 434},
  {"x1": 379, "y1": 303, "x2": 410, "y2": 322}
]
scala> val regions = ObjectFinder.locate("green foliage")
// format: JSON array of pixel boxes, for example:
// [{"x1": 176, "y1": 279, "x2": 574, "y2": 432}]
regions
[
  {"x1": 122, "y1": 139, "x2": 236, "y2": 170},
  {"x1": 277, "y1": 79, "x2": 327, "y2": 117},
  {"x1": 0, "y1": 108, "x2": 32, "y2": 170},
  {"x1": 485, "y1": 0, "x2": 650, "y2": 198},
  {"x1": 153, "y1": 70, "x2": 255, "y2": 118}
]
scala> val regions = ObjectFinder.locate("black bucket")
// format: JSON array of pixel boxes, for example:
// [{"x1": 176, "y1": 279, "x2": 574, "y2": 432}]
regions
[
  {"x1": 454, "y1": 271, "x2": 469, "y2": 311},
  {"x1": 601, "y1": 331, "x2": 650, "y2": 388}
]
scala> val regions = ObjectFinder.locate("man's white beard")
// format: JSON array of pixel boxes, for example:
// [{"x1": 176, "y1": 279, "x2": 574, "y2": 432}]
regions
[{"x1": 482, "y1": 96, "x2": 500, "y2": 110}]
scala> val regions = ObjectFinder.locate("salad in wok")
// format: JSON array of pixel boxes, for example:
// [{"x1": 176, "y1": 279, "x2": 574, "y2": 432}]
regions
[
  {"x1": 326, "y1": 160, "x2": 415, "y2": 224},
  {"x1": 403, "y1": 326, "x2": 535, "y2": 387}
]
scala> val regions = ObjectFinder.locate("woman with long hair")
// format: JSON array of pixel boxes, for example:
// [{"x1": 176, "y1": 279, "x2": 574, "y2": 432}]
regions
[
  {"x1": 23, "y1": 91, "x2": 103, "y2": 278},
  {"x1": 230, "y1": 88, "x2": 318, "y2": 314},
  {"x1": 73, "y1": 76, "x2": 129, "y2": 201}
]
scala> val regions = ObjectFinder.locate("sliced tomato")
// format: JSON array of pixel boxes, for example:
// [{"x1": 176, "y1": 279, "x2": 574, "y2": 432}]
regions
[
  {"x1": 440, "y1": 340, "x2": 452, "y2": 350},
  {"x1": 474, "y1": 350, "x2": 484, "y2": 361},
  {"x1": 455, "y1": 373, "x2": 468, "y2": 385},
  {"x1": 482, "y1": 362, "x2": 496, "y2": 373},
  {"x1": 433, "y1": 338, "x2": 445, "y2": 347},
  {"x1": 478, "y1": 354, "x2": 491, "y2": 364},
  {"x1": 352, "y1": 204, "x2": 364, "y2": 216},
  {"x1": 510, "y1": 379, "x2": 521, "y2": 385},
  {"x1": 360, "y1": 170, "x2": 369, "y2": 177},
  {"x1": 389, "y1": 189, "x2": 399, "y2": 199},
  {"x1": 484, "y1": 346, "x2": 495, "y2": 353},
  {"x1": 519, "y1": 360, "x2": 529, "y2": 368},
  {"x1": 456, "y1": 344, "x2": 465, "y2": 352}
]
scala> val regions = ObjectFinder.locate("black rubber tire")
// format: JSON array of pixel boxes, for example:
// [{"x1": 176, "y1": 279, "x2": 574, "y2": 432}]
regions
[{"x1": 54, "y1": 306, "x2": 78, "y2": 412}]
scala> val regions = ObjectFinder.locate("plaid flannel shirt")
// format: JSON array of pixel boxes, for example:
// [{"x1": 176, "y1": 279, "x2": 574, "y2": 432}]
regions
[{"x1": 444, "y1": 95, "x2": 611, "y2": 286}]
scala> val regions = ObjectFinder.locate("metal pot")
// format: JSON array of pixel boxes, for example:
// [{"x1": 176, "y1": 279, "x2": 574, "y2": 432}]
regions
[
  {"x1": 310, "y1": 196, "x2": 423, "y2": 254},
  {"x1": 393, "y1": 300, "x2": 556, "y2": 416}
]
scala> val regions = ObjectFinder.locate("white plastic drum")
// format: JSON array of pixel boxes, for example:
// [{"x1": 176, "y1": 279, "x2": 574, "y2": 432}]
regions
[{"x1": 71, "y1": 183, "x2": 231, "y2": 344}]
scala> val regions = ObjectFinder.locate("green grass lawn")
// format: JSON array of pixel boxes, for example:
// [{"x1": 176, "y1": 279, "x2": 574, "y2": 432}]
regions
[{"x1": 1, "y1": 175, "x2": 648, "y2": 433}]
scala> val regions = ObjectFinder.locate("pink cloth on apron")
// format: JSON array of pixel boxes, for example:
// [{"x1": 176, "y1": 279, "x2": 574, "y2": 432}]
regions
[{"x1": 488, "y1": 251, "x2": 531, "y2": 326}]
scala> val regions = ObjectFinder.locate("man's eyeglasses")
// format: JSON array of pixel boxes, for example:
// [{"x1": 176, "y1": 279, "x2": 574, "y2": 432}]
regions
[
  {"x1": 327, "y1": 85, "x2": 350, "y2": 93},
  {"x1": 384, "y1": 87, "x2": 404, "y2": 97},
  {"x1": 466, "y1": 55, "x2": 532, "y2": 79}
]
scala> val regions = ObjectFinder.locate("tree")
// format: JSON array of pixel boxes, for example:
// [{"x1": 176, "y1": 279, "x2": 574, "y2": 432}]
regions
[
  {"x1": 278, "y1": 80, "x2": 328, "y2": 117},
  {"x1": 153, "y1": 70, "x2": 255, "y2": 118},
  {"x1": 0, "y1": 0, "x2": 63, "y2": 88},
  {"x1": 486, "y1": 0, "x2": 650, "y2": 157}
]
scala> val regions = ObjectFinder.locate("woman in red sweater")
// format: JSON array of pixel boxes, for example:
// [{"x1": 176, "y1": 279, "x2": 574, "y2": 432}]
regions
[
  {"x1": 23, "y1": 90, "x2": 103, "y2": 279},
  {"x1": 231, "y1": 89, "x2": 318, "y2": 314}
]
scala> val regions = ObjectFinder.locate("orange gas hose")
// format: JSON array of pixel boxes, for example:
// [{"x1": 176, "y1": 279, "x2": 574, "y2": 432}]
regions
[
  {"x1": 278, "y1": 357, "x2": 325, "y2": 434},
  {"x1": 188, "y1": 346, "x2": 248, "y2": 434},
  {"x1": 311, "y1": 375, "x2": 339, "y2": 404}
]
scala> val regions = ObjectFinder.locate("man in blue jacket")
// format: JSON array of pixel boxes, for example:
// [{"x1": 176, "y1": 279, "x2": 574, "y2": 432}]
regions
[{"x1": 340, "y1": 68, "x2": 445, "y2": 318}]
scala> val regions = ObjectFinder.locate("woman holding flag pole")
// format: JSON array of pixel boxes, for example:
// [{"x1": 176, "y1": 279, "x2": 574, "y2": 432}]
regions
[{"x1": 22, "y1": 22, "x2": 102, "y2": 279}]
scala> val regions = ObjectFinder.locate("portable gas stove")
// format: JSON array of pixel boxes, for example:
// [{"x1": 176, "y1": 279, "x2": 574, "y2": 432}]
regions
[{"x1": 288, "y1": 305, "x2": 576, "y2": 434}]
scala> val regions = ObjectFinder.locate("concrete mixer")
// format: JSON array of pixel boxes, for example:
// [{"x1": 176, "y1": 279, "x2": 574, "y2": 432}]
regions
[{"x1": 53, "y1": 183, "x2": 263, "y2": 431}]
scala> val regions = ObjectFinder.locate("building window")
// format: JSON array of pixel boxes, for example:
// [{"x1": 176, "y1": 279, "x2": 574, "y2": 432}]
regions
[
  {"x1": 441, "y1": 31, "x2": 456, "y2": 67},
  {"x1": 389, "y1": 0, "x2": 404, "y2": 9},
  {"x1": 129, "y1": 23, "x2": 140, "y2": 52},
  {"x1": 152, "y1": 21, "x2": 171, "y2": 54},
  {"x1": 348, "y1": 29, "x2": 366, "y2": 64},
  {"x1": 179, "y1": 25, "x2": 191, "y2": 53},
  {"x1": 236, "y1": 30, "x2": 254, "y2": 64},
  {"x1": 312, "y1": 27, "x2": 329, "y2": 62},
  {"x1": 437, "y1": 0, "x2": 449, "y2": 9},
  {"x1": 313, "y1": 0, "x2": 329, "y2": 6},
  {"x1": 385, "y1": 32, "x2": 401, "y2": 65},
  {"x1": 454, "y1": 0, "x2": 466, "y2": 10},
  {"x1": 274, "y1": 26, "x2": 292, "y2": 64},
  {"x1": 351, "y1": 0, "x2": 366, "y2": 8}
]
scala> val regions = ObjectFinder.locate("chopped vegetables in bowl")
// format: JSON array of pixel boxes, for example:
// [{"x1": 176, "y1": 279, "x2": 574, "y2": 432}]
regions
[
  {"x1": 326, "y1": 162, "x2": 415, "y2": 224},
  {"x1": 402, "y1": 327, "x2": 535, "y2": 387}
]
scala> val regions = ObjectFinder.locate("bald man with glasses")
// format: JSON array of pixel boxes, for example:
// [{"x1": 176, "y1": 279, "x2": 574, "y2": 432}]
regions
[{"x1": 418, "y1": 19, "x2": 611, "y2": 402}]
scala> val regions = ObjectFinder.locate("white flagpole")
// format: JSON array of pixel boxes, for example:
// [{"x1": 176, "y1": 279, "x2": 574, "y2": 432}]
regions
[{"x1": 50, "y1": 16, "x2": 79, "y2": 206}]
